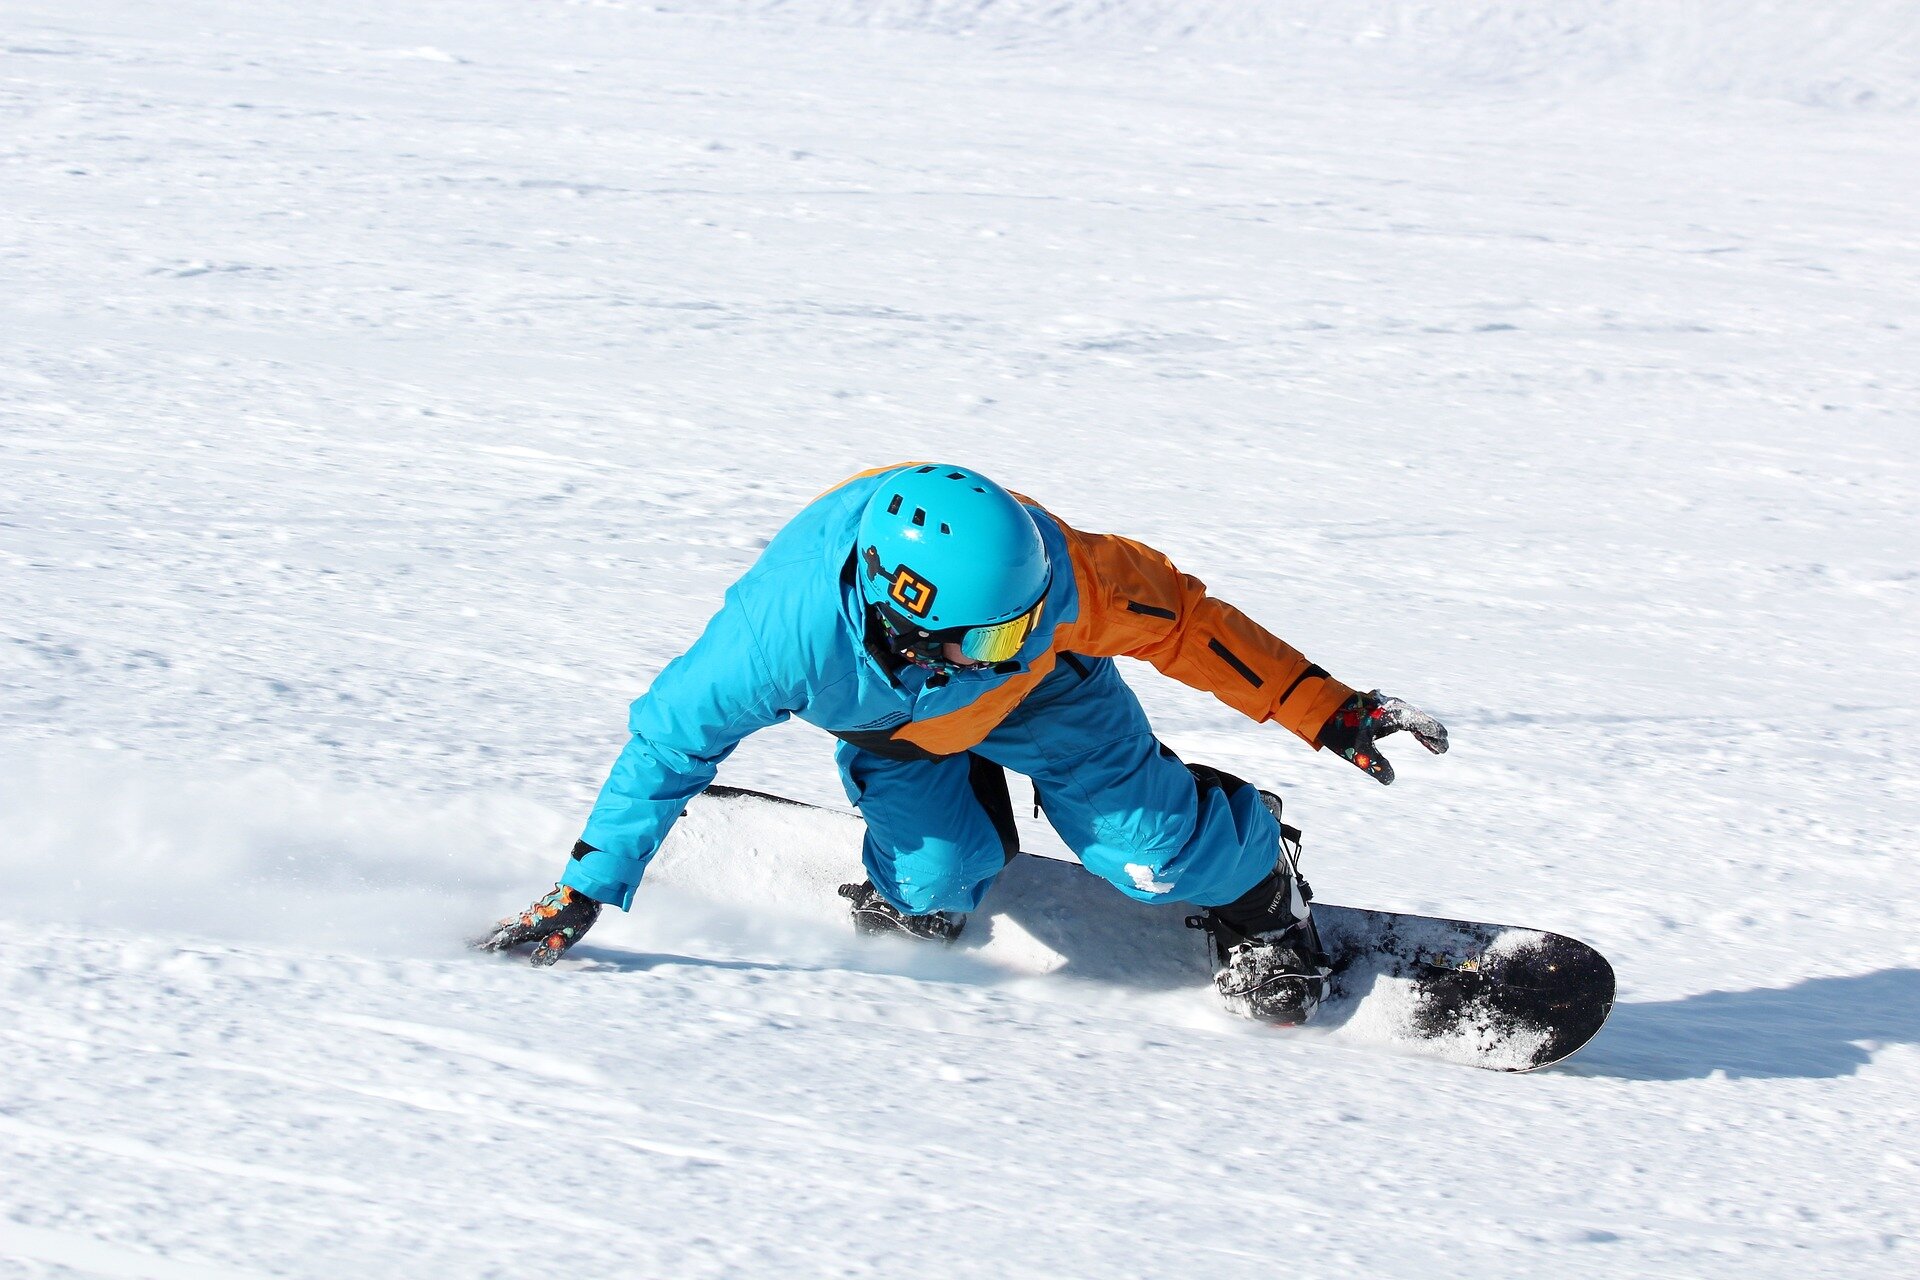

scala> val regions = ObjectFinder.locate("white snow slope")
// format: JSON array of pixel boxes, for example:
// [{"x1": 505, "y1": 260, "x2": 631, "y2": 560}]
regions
[{"x1": 3, "y1": 0, "x2": 1918, "y2": 1275}]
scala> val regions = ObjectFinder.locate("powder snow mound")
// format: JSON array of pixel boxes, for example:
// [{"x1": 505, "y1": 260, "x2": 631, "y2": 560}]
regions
[
  {"x1": 0, "y1": 750, "x2": 1216, "y2": 1017},
  {"x1": 0, "y1": 747, "x2": 1184, "y2": 984},
  {"x1": 662, "y1": 0, "x2": 1920, "y2": 110},
  {"x1": 0, "y1": 748, "x2": 571, "y2": 956},
  {"x1": 0, "y1": 748, "x2": 1187, "y2": 984}
]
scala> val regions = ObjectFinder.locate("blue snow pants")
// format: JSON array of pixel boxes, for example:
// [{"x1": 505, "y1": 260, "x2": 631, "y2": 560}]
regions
[{"x1": 835, "y1": 655, "x2": 1281, "y2": 916}]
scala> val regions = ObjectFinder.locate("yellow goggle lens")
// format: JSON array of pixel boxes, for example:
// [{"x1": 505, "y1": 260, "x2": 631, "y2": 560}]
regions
[{"x1": 955, "y1": 601, "x2": 1043, "y2": 664}]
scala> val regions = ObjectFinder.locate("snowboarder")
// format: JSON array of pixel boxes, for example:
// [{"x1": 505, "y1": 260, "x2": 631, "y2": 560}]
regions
[{"x1": 480, "y1": 463, "x2": 1448, "y2": 1023}]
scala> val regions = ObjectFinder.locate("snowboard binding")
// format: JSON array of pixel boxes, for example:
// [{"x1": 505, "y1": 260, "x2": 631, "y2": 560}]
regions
[
  {"x1": 1189, "y1": 912, "x2": 1333, "y2": 1027},
  {"x1": 1187, "y1": 791, "x2": 1333, "y2": 1026},
  {"x1": 838, "y1": 881, "x2": 968, "y2": 944}
]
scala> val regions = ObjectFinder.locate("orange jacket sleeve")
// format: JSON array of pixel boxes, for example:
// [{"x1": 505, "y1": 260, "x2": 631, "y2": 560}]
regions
[{"x1": 1055, "y1": 521, "x2": 1355, "y2": 747}]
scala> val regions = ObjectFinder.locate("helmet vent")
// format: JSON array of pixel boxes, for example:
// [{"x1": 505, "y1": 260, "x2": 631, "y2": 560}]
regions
[
  {"x1": 946, "y1": 471, "x2": 966, "y2": 480},
  {"x1": 973, "y1": 487, "x2": 986, "y2": 494},
  {"x1": 911, "y1": 508, "x2": 927, "y2": 527},
  {"x1": 915, "y1": 465, "x2": 937, "y2": 474},
  {"x1": 886, "y1": 494, "x2": 902, "y2": 516},
  {"x1": 939, "y1": 523, "x2": 951, "y2": 535}
]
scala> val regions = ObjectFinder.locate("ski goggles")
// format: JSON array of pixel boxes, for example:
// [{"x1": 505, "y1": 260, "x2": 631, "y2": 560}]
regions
[{"x1": 875, "y1": 596, "x2": 1046, "y2": 666}]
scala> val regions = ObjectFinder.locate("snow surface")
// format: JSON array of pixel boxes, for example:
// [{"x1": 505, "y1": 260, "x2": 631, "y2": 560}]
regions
[{"x1": 3, "y1": 0, "x2": 1919, "y2": 1274}]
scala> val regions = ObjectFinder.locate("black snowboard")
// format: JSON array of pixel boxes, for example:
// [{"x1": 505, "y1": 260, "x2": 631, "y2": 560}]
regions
[
  {"x1": 702, "y1": 785, "x2": 1614, "y2": 1072},
  {"x1": 1310, "y1": 904, "x2": 1614, "y2": 1071}
]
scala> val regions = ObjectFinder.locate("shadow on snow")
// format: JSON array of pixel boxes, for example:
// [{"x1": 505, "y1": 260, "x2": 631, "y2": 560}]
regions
[{"x1": 1572, "y1": 968, "x2": 1920, "y2": 1081}]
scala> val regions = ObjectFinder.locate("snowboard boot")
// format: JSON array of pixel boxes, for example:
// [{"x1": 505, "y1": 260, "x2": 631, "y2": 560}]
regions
[
  {"x1": 1186, "y1": 791, "x2": 1332, "y2": 1026},
  {"x1": 837, "y1": 881, "x2": 967, "y2": 944}
]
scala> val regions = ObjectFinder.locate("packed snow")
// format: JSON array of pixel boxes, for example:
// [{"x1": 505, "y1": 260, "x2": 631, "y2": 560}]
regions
[{"x1": 3, "y1": 0, "x2": 1918, "y2": 1275}]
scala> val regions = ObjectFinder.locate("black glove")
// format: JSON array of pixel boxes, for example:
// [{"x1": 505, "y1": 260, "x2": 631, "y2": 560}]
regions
[
  {"x1": 475, "y1": 883, "x2": 602, "y2": 967},
  {"x1": 1318, "y1": 690, "x2": 1449, "y2": 785}
]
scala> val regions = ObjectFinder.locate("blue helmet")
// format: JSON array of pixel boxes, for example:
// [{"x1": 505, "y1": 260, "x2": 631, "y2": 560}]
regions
[{"x1": 856, "y1": 464, "x2": 1051, "y2": 669}]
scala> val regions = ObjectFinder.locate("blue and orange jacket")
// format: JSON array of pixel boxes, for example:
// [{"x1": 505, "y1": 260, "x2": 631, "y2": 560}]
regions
[{"x1": 566, "y1": 466, "x2": 1354, "y2": 907}]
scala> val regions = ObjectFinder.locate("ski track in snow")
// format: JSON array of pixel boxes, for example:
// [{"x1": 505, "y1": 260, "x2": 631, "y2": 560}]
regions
[{"x1": 3, "y1": 0, "x2": 1919, "y2": 1275}]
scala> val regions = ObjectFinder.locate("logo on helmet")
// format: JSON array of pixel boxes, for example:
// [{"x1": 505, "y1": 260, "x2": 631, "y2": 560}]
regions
[{"x1": 888, "y1": 566, "x2": 936, "y2": 617}]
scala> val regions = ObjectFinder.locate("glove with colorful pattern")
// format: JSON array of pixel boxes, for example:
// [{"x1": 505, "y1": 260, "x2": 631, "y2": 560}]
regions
[
  {"x1": 475, "y1": 883, "x2": 602, "y2": 967},
  {"x1": 1317, "y1": 690, "x2": 1449, "y2": 785}
]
